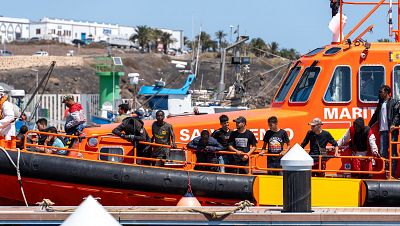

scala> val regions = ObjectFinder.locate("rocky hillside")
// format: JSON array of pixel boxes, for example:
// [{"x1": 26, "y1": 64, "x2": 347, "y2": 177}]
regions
[{"x1": 0, "y1": 43, "x2": 290, "y2": 108}]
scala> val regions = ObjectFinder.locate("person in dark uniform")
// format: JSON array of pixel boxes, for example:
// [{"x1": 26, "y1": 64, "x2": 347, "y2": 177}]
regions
[
  {"x1": 211, "y1": 114, "x2": 233, "y2": 172},
  {"x1": 112, "y1": 117, "x2": 148, "y2": 161},
  {"x1": 188, "y1": 130, "x2": 224, "y2": 172}
]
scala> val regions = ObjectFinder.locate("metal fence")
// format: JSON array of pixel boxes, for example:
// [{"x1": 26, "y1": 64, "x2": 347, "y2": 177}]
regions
[{"x1": 21, "y1": 94, "x2": 100, "y2": 130}]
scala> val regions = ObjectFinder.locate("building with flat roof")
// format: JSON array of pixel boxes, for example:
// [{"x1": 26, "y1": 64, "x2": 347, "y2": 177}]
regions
[
  {"x1": 0, "y1": 16, "x2": 30, "y2": 43},
  {"x1": 1, "y1": 16, "x2": 184, "y2": 50}
]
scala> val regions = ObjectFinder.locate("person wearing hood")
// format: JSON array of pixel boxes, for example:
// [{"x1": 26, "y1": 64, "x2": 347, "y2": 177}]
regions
[
  {"x1": 112, "y1": 116, "x2": 149, "y2": 163},
  {"x1": 338, "y1": 117, "x2": 379, "y2": 178}
]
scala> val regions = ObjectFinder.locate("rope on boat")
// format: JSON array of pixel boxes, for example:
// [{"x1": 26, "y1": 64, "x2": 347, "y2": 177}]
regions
[
  {"x1": 188, "y1": 200, "x2": 254, "y2": 220},
  {"x1": 0, "y1": 147, "x2": 29, "y2": 207}
]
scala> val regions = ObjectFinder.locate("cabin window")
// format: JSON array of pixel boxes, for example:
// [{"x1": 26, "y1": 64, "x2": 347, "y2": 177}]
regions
[
  {"x1": 274, "y1": 67, "x2": 301, "y2": 102},
  {"x1": 393, "y1": 65, "x2": 400, "y2": 99},
  {"x1": 305, "y1": 47, "x2": 325, "y2": 57},
  {"x1": 99, "y1": 146, "x2": 124, "y2": 162},
  {"x1": 289, "y1": 67, "x2": 321, "y2": 103},
  {"x1": 359, "y1": 65, "x2": 385, "y2": 103},
  {"x1": 324, "y1": 66, "x2": 351, "y2": 103},
  {"x1": 324, "y1": 47, "x2": 341, "y2": 56}
]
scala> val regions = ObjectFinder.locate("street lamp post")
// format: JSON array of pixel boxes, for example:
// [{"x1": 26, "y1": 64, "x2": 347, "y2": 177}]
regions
[{"x1": 229, "y1": 25, "x2": 234, "y2": 43}]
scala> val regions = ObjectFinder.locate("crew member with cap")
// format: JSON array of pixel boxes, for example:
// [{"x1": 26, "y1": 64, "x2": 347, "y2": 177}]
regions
[
  {"x1": 0, "y1": 86, "x2": 16, "y2": 141},
  {"x1": 228, "y1": 116, "x2": 257, "y2": 174},
  {"x1": 62, "y1": 95, "x2": 87, "y2": 136},
  {"x1": 301, "y1": 117, "x2": 339, "y2": 176},
  {"x1": 337, "y1": 117, "x2": 379, "y2": 178}
]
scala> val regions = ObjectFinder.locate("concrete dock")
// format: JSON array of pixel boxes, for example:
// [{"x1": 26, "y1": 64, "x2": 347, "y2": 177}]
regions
[{"x1": 0, "y1": 206, "x2": 400, "y2": 225}]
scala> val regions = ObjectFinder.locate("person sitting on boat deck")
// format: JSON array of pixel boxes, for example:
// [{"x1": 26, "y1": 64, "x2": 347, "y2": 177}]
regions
[
  {"x1": 36, "y1": 126, "x2": 67, "y2": 155},
  {"x1": 151, "y1": 110, "x2": 176, "y2": 167},
  {"x1": 62, "y1": 95, "x2": 87, "y2": 136},
  {"x1": 112, "y1": 116, "x2": 148, "y2": 158},
  {"x1": 188, "y1": 130, "x2": 224, "y2": 172},
  {"x1": 115, "y1": 103, "x2": 130, "y2": 123},
  {"x1": 35, "y1": 118, "x2": 49, "y2": 145},
  {"x1": 0, "y1": 86, "x2": 16, "y2": 141},
  {"x1": 337, "y1": 117, "x2": 379, "y2": 178},
  {"x1": 16, "y1": 125, "x2": 28, "y2": 150},
  {"x1": 330, "y1": 0, "x2": 339, "y2": 17},
  {"x1": 228, "y1": 116, "x2": 258, "y2": 174},
  {"x1": 368, "y1": 85, "x2": 400, "y2": 174},
  {"x1": 301, "y1": 118, "x2": 339, "y2": 177},
  {"x1": 260, "y1": 116, "x2": 290, "y2": 176},
  {"x1": 212, "y1": 114, "x2": 233, "y2": 173}
]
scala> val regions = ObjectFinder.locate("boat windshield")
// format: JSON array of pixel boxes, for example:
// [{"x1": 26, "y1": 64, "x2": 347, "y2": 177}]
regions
[
  {"x1": 359, "y1": 65, "x2": 385, "y2": 103},
  {"x1": 324, "y1": 66, "x2": 351, "y2": 103},
  {"x1": 393, "y1": 65, "x2": 400, "y2": 100},
  {"x1": 274, "y1": 66, "x2": 301, "y2": 102},
  {"x1": 290, "y1": 67, "x2": 321, "y2": 103},
  {"x1": 304, "y1": 47, "x2": 325, "y2": 57}
]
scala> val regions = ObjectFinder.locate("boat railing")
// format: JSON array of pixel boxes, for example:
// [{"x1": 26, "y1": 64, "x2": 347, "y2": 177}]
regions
[
  {"x1": 389, "y1": 127, "x2": 400, "y2": 179},
  {"x1": 17, "y1": 131, "x2": 389, "y2": 177},
  {"x1": 252, "y1": 149, "x2": 385, "y2": 176},
  {"x1": 23, "y1": 130, "x2": 82, "y2": 155}
]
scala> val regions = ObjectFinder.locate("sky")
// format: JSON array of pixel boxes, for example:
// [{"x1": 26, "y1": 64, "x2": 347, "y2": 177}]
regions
[{"x1": 1, "y1": 0, "x2": 397, "y2": 53}]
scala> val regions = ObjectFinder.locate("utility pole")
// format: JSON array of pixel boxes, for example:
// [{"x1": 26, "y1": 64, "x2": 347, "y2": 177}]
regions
[{"x1": 217, "y1": 36, "x2": 249, "y2": 101}]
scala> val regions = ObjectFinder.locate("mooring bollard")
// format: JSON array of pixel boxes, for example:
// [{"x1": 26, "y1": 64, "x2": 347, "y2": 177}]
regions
[{"x1": 280, "y1": 143, "x2": 313, "y2": 212}]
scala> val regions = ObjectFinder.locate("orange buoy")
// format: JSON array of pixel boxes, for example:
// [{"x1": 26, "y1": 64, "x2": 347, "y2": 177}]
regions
[
  {"x1": 176, "y1": 191, "x2": 201, "y2": 207},
  {"x1": 177, "y1": 171, "x2": 201, "y2": 207}
]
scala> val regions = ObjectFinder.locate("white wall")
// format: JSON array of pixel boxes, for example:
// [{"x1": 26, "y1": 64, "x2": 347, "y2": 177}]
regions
[
  {"x1": 160, "y1": 28, "x2": 184, "y2": 50},
  {"x1": 0, "y1": 16, "x2": 30, "y2": 43},
  {"x1": 0, "y1": 16, "x2": 184, "y2": 49}
]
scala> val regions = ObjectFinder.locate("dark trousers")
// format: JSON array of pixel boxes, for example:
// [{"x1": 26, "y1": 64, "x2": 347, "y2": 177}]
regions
[
  {"x1": 268, "y1": 158, "x2": 282, "y2": 176},
  {"x1": 312, "y1": 157, "x2": 327, "y2": 177},
  {"x1": 195, "y1": 153, "x2": 218, "y2": 172},
  {"x1": 232, "y1": 157, "x2": 249, "y2": 174}
]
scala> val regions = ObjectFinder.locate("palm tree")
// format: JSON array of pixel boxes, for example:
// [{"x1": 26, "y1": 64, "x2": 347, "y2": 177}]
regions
[
  {"x1": 377, "y1": 38, "x2": 391, "y2": 42},
  {"x1": 160, "y1": 32, "x2": 176, "y2": 54},
  {"x1": 215, "y1": 30, "x2": 227, "y2": 52},
  {"x1": 195, "y1": 31, "x2": 212, "y2": 52},
  {"x1": 150, "y1": 28, "x2": 163, "y2": 52},
  {"x1": 249, "y1": 38, "x2": 267, "y2": 56},
  {"x1": 130, "y1": 25, "x2": 152, "y2": 52},
  {"x1": 269, "y1": 41, "x2": 279, "y2": 55}
]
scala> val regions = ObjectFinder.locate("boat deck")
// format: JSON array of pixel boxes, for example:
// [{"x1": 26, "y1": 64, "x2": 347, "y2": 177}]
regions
[{"x1": 1, "y1": 206, "x2": 400, "y2": 225}]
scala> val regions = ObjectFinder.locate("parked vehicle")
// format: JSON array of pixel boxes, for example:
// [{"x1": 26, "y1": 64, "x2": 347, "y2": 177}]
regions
[
  {"x1": 72, "y1": 39, "x2": 86, "y2": 47},
  {"x1": 32, "y1": 51, "x2": 49, "y2": 56},
  {"x1": 0, "y1": 50, "x2": 12, "y2": 56}
]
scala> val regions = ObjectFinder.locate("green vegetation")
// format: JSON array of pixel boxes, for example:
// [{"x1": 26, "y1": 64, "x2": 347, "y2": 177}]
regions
[
  {"x1": 130, "y1": 26, "x2": 299, "y2": 59},
  {"x1": 130, "y1": 25, "x2": 176, "y2": 53}
]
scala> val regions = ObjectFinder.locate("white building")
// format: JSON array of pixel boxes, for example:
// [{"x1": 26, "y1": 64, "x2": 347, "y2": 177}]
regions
[
  {"x1": 0, "y1": 16, "x2": 30, "y2": 43},
  {"x1": 30, "y1": 17, "x2": 184, "y2": 49}
]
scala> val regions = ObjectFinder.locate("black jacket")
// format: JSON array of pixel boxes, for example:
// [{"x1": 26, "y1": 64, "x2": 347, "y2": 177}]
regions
[
  {"x1": 112, "y1": 117, "x2": 147, "y2": 142},
  {"x1": 368, "y1": 97, "x2": 400, "y2": 130}
]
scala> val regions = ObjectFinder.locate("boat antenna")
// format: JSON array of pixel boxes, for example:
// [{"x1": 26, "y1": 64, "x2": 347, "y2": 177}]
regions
[
  {"x1": 21, "y1": 61, "x2": 56, "y2": 121},
  {"x1": 389, "y1": 0, "x2": 393, "y2": 37},
  {"x1": 194, "y1": 26, "x2": 202, "y2": 77}
]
